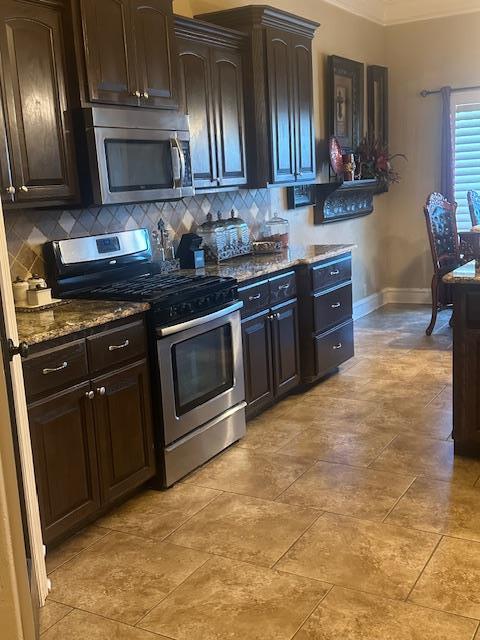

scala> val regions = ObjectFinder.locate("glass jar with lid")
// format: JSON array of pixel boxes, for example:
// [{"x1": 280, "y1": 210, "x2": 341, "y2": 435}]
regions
[{"x1": 261, "y1": 213, "x2": 289, "y2": 248}]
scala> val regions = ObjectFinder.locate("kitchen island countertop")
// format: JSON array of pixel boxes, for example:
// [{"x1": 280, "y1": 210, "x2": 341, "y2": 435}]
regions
[
  {"x1": 443, "y1": 260, "x2": 480, "y2": 284},
  {"x1": 16, "y1": 299, "x2": 150, "y2": 346}
]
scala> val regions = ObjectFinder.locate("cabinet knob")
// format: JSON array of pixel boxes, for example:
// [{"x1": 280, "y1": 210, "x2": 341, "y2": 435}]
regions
[
  {"x1": 132, "y1": 90, "x2": 141, "y2": 98},
  {"x1": 85, "y1": 390, "x2": 95, "y2": 400},
  {"x1": 333, "y1": 343, "x2": 343, "y2": 350},
  {"x1": 142, "y1": 91, "x2": 149, "y2": 99},
  {"x1": 96, "y1": 386, "x2": 106, "y2": 396},
  {"x1": 19, "y1": 185, "x2": 29, "y2": 192},
  {"x1": 6, "y1": 185, "x2": 15, "y2": 194}
]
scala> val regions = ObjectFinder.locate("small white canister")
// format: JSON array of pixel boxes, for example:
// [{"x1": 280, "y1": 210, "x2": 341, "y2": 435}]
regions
[{"x1": 12, "y1": 277, "x2": 29, "y2": 305}]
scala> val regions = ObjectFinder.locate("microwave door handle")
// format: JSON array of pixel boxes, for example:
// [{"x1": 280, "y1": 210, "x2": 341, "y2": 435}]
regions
[
  {"x1": 170, "y1": 139, "x2": 182, "y2": 188},
  {"x1": 177, "y1": 139, "x2": 186, "y2": 183}
]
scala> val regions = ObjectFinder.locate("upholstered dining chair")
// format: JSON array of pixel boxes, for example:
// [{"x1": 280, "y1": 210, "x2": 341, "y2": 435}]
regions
[
  {"x1": 468, "y1": 190, "x2": 480, "y2": 227},
  {"x1": 424, "y1": 192, "x2": 461, "y2": 335}
]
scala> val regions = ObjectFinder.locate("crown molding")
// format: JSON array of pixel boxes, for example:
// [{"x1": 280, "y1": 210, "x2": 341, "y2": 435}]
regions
[
  {"x1": 385, "y1": 0, "x2": 480, "y2": 26},
  {"x1": 322, "y1": 0, "x2": 385, "y2": 25},
  {"x1": 322, "y1": 0, "x2": 480, "y2": 26}
]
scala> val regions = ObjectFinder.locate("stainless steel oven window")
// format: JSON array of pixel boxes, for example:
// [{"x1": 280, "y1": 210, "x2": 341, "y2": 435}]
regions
[
  {"x1": 172, "y1": 324, "x2": 234, "y2": 416},
  {"x1": 105, "y1": 139, "x2": 173, "y2": 191},
  {"x1": 157, "y1": 306, "x2": 245, "y2": 446}
]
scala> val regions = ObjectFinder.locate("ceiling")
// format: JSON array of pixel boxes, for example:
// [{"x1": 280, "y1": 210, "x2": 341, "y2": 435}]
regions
[{"x1": 324, "y1": 0, "x2": 480, "y2": 25}]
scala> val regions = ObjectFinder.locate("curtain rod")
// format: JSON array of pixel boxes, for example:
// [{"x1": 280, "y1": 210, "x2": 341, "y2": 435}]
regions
[{"x1": 421, "y1": 84, "x2": 480, "y2": 97}]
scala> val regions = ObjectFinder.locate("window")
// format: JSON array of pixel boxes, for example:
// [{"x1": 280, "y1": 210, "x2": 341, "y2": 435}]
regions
[{"x1": 453, "y1": 92, "x2": 480, "y2": 230}]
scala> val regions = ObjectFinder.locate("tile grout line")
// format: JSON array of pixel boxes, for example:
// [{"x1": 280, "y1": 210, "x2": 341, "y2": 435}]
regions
[
  {"x1": 404, "y1": 534, "x2": 444, "y2": 603},
  {"x1": 287, "y1": 583, "x2": 335, "y2": 640},
  {"x1": 133, "y1": 555, "x2": 212, "y2": 630},
  {"x1": 381, "y1": 475, "x2": 418, "y2": 523},
  {"x1": 270, "y1": 510, "x2": 326, "y2": 571},
  {"x1": 46, "y1": 526, "x2": 112, "y2": 577}
]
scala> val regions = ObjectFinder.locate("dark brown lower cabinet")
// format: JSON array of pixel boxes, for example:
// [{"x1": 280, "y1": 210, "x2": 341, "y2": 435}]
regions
[
  {"x1": 25, "y1": 316, "x2": 156, "y2": 545},
  {"x1": 28, "y1": 382, "x2": 101, "y2": 545},
  {"x1": 271, "y1": 299, "x2": 300, "y2": 398},
  {"x1": 93, "y1": 360, "x2": 155, "y2": 505},
  {"x1": 242, "y1": 310, "x2": 274, "y2": 415},
  {"x1": 242, "y1": 299, "x2": 300, "y2": 418}
]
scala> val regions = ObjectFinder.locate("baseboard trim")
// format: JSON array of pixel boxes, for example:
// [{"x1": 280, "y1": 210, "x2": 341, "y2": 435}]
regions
[
  {"x1": 383, "y1": 287, "x2": 431, "y2": 305},
  {"x1": 353, "y1": 291, "x2": 384, "y2": 319},
  {"x1": 353, "y1": 287, "x2": 431, "y2": 319}
]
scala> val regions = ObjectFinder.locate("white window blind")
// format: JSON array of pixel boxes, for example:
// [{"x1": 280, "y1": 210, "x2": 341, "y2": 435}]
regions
[{"x1": 454, "y1": 99, "x2": 480, "y2": 231}]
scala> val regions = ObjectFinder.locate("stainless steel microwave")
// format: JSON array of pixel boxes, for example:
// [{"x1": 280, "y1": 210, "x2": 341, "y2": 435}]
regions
[{"x1": 83, "y1": 108, "x2": 194, "y2": 205}]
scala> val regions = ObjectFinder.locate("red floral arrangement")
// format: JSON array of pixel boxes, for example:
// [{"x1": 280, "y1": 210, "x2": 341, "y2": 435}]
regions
[{"x1": 355, "y1": 135, "x2": 407, "y2": 189}]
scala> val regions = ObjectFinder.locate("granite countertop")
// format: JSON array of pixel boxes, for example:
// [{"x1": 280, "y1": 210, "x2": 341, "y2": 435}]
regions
[
  {"x1": 443, "y1": 261, "x2": 480, "y2": 284},
  {"x1": 184, "y1": 244, "x2": 355, "y2": 283},
  {"x1": 17, "y1": 245, "x2": 354, "y2": 346},
  {"x1": 16, "y1": 300, "x2": 150, "y2": 346}
]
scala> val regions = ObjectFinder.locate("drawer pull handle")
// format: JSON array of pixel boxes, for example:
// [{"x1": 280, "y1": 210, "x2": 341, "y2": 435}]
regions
[
  {"x1": 279, "y1": 283, "x2": 290, "y2": 290},
  {"x1": 331, "y1": 302, "x2": 341, "y2": 309},
  {"x1": 42, "y1": 362, "x2": 68, "y2": 375},
  {"x1": 330, "y1": 269, "x2": 340, "y2": 276},
  {"x1": 248, "y1": 293, "x2": 262, "y2": 301},
  {"x1": 333, "y1": 343, "x2": 343, "y2": 350},
  {"x1": 108, "y1": 339, "x2": 129, "y2": 351}
]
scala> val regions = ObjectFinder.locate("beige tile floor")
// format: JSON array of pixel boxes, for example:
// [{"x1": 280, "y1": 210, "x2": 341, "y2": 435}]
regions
[{"x1": 41, "y1": 305, "x2": 480, "y2": 639}]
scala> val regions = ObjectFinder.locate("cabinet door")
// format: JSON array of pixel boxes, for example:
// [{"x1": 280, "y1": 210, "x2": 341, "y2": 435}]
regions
[
  {"x1": 212, "y1": 47, "x2": 247, "y2": 187},
  {"x1": 93, "y1": 359, "x2": 155, "y2": 506},
  {"x1": 265, "y1": 28, "x2": 295, "y2": 184},
  {"x1": 131, "y1": 0, "x2": 178, "y2": 109},
  {"x1": 0, "y1": 93, "x2": 14, "y2": 205},
  {"x1": 79, "y1": 0, "x2": 138, "y2": 106},
  {"x1": 178, "y1": 39, "x2": 217, "y2": 188},
  {"x1": 292, "y1": 35, "x2": 316, "y2": 182},
  {"x1": 0, "y1": 0, "x2": 78, "y2": 204},
  {"x1": 242, "y1": 310, "x2": 274, "y2": 416},
  {"x1": 271, "y1": 299, "x2": 300, "y2": 398},
  {"x1": 28, "y1": 383, "x2": 100, "y2": 545}
]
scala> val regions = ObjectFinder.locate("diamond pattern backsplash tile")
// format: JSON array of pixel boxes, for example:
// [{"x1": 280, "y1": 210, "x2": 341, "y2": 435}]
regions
[{"x1": 6, "y1": 190, "x2": 271, "y2": 280}]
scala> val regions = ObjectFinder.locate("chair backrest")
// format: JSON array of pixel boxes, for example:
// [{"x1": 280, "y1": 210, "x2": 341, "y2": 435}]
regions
[
  {"x1": 424, "y1": 192, "x2": 460, "y2": 273},
  {"x1": 468, "y1": 190, "x2": 480, "y2": 227}
]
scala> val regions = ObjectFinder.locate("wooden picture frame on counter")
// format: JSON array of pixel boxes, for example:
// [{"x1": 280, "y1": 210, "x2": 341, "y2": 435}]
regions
[
  {"x1": 328, "y1": 55, "x2": 364, "y2": 153},
  {"x1": 286, "y1": 184, "x2": 315, "y2": 209},
  {"x1": 367, "y1": 65, "x2": 389, "y2": 145}
]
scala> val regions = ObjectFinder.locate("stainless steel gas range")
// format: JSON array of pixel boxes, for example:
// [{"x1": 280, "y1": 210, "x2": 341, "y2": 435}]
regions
[{"x1": 45, "y1": 228, "x2": 246, "y2": 486}]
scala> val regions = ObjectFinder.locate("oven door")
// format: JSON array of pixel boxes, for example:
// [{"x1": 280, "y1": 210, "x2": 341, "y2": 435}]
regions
[
  {"x1": 157, "y1": 302, "x2": 245, "y2": 446},
  {"x1": 88, "y1": 127, "x2": 193, "y2": 205}
]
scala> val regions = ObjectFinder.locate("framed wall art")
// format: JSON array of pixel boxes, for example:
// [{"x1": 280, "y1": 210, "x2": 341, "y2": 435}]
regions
[
  {"x1": 286, "y1": 184, "x2": 315, "y2": 209},
  {"x1": 367, "y1": 65, "x2": 388, "y2": 145},
  {"x1": 327, "y1": 55, "x2": 364, "y2": 153}
]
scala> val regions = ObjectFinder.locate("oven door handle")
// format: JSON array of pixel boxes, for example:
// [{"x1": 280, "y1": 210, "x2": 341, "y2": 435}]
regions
[{"x1": 157, "y1": 301, "x2": 243, "y2": 337}]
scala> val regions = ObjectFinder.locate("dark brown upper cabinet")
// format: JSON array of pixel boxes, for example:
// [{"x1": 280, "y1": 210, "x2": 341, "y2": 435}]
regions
[
  {"x1": 195, "y1": 6, "x2": 318, "y2": 188},
  {"x1": 175, "y1": 16, "x2": 247, "y2": 190},
  {"x1": 0, "y1": 0, "x2": 79, "y2": 207},
  {"x1": 74, "y1": 0, "x2": 178, "y2": 109}
]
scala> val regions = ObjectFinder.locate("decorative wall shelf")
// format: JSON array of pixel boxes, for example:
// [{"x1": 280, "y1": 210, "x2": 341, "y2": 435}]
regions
[{"x1": 313, "y1": 179, "x2": 378, "y2": 224}]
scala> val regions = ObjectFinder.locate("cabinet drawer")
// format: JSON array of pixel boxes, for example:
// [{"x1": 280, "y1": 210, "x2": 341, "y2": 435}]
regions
[
  {"x1": 312, "y1": 256, "x2": 351, "y2": 292},
  {"x1": 269, "y1": 271, "x2": 296, "y2": 305},
  {"x1": 87, "y1": 320, "x2": 147, "y2": 373},
  {"x1": 314, "y1": 284, "x2": 352, "y2": 333},
  {"x1": 238, "y1": 280, "x2": 270, "y2": 317},
  {"x1": 23, "y1": 339, "x2": 88, "y2": 399},
  {"x1": 315, "y1": 320, "x2": 354, "y2": 377}
]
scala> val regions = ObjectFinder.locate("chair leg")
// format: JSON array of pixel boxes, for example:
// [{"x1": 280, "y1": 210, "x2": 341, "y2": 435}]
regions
[{"x1": 426, "y1": 275, "x2": 439, "y2": 336}]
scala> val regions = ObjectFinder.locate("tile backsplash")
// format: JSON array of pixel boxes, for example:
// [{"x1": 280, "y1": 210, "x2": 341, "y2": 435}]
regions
[{"x1": 5, "y1": 189, "x2": 271, "y2": 280}]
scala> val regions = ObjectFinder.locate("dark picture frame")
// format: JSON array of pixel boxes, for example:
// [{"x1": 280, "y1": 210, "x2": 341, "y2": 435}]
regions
[
  {"x1": 286, "y1": 184, "x2": 315, "y2": 209},
  {"x1": 367, "y1": 65, "x2": 388, "y2": 145},
  {"x1": 328, "y1": 55, "x2": 364, "y2": 153}
]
